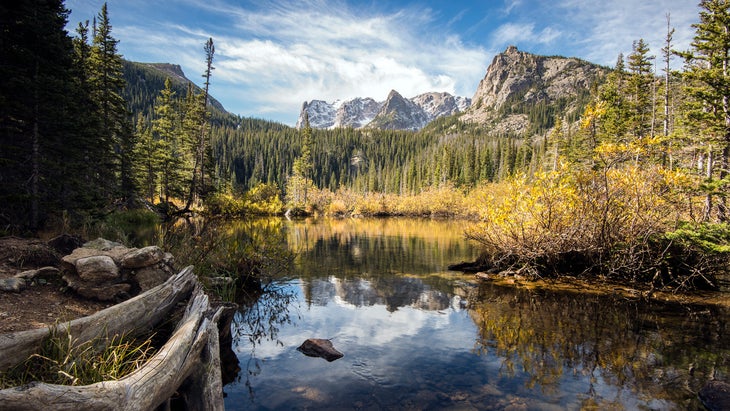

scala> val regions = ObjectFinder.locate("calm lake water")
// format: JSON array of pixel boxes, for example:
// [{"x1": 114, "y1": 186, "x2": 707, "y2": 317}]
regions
[{"x1": 223, "y1": 218, "x2": 729, "y2": 410}]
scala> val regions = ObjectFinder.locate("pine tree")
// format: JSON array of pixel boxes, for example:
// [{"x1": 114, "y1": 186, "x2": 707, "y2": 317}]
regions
[
  {"x1": 152, "y1": 78, "x2": 185, "y2": 203},
  {"x1": 0, "y1": 0, "x2": 82, "y2": 230},
  {"x1": 679, "y1": 0, "x2": 730, "y2": 221},
  {"x1": 89, "y1": 3, "x2": 130, "y2": 202},
  {"x1": 286, "y1": 114, "x2": 314, "y2": 210},
  {"x1": 626, "y1": 39, "x2": 654, "y2": 140},
  {"x1": 185, "y1": 38, "x2": 215, "y2": 209}
]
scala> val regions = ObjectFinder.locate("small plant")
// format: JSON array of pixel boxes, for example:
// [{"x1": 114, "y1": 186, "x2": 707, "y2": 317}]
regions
[{"x1": 0, "y1": 326, "x2": 155, "y2": 388}]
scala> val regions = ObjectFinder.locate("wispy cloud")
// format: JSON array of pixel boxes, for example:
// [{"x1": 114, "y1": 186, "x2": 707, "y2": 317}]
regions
[
  {"x1": 66, "y1": 0, "x2": 702, "y2": 125},
  {"x1": 160, "y1": 0, "x2": 488, "y2": 122}
]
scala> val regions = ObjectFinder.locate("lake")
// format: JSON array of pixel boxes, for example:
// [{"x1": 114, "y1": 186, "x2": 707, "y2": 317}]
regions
[{"x1": 222, "y1": 218, "x2": 729, "y2": 410}]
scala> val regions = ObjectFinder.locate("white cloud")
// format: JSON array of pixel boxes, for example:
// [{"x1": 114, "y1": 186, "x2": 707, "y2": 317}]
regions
[
  {"x1": 189, "y1": 0, "x2": 489, "y2": 122},
  {"x1": 67, "y1": 0, "x2": 702, "y2": 125},
  {"x1": 550, "y1": 0, "x2": 700, "y2": 65}
]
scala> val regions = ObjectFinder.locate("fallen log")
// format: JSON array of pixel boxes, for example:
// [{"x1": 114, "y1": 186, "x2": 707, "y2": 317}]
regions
[
  {"x1": 0, "y1": 283, "x2": 223, "y2": 411},
  {"x1": 0, "y1": 266, "x2": 197, "y2": 372}
]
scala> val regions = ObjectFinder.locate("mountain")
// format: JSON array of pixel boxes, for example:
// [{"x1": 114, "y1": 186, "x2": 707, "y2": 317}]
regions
[
  {"x1": 368, "y1": 90, "x2": 431, "y2": 130},
  {"x1": 462, "y1": 45, "x2": 609, "y2": 135},
  {"x1": 123, "y1": 60, "x2": 227, "y2": 117},
  {"x1": 296, "y1": 91, "x2": 471, "y2": 131}
]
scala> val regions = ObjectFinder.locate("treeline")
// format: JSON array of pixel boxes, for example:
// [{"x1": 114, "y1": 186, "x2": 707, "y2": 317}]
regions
[{"x1": 211, "y1": 115, "x2": 544, "y2": 196}]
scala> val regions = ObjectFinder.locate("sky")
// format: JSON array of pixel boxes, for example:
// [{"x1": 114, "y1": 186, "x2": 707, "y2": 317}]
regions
[{"x1": 65, "y1": 0, "x2": 701, "y2": 126}]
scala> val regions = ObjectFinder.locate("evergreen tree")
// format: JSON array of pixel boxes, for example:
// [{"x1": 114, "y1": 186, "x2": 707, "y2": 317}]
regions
[
  {"x1": 626, "y1": 39, "x2": 655, "y2": 140},
  {"x1": 679, "y1": 0, "x2": 730, "y2": 221},
  {"x1": 152, "y1": 78, "x2": 186, "y2": 203},
  {"x1": 186, "y1": 38, "x2": 215, "y2": 209},
  {"x1": 0, "y1": 0, "x2": 81, "y2": 230},
  {"x1": 286, "y1": 114, "x2": 314, "y2": 210},
  {"x1": 89, "y1": 3, "x2": 130, "y2": 202}
]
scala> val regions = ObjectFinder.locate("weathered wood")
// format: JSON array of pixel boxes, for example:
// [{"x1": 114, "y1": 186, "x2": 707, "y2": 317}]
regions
[
  {"x1": 0, "y1": 266, "x2": 197, "y2": 372},
  {"x1": 0, "y1": 284, "x2": 215, "y2": 411},
  {"x1": 178, "y1": 304, "x2": 236, "y2": 411}
]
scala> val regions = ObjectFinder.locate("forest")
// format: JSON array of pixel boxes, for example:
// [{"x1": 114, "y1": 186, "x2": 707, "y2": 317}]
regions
[{"x1": 2, "y1": 1, "x2": 730, "y2": 290}]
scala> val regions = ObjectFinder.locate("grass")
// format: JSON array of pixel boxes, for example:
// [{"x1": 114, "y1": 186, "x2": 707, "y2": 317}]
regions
[{"x1": 0, "y1": 325, "x2": 156, "y2": 388}]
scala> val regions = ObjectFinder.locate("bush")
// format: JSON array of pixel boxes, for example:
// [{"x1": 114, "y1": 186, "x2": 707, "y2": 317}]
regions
[{"x1": 464, "y1": 163, "x2": 709, "y2": 289}]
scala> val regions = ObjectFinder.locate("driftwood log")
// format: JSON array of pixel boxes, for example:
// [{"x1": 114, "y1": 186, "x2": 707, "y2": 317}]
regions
[
  {"x1": 0, "y1": 266, "x2": 197, "y2": 372},
  {"x1": 0, "y1": 266, "x2": 236, "y2": 410}
]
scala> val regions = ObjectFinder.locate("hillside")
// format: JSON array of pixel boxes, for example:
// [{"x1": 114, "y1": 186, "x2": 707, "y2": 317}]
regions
[
  {"x1": 462, "y1": 46, "x2": 609, "y2": 135},
  {"x1": 123, "y1": 47, "x2": 610, "y2": 193}
]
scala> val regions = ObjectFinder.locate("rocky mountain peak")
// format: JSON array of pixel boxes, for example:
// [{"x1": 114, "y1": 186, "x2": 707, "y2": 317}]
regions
[
  {"x1": 368, "y1": 90, "x2": 431, "y2": 130},
  {"x1": 462, "y1": 46, "x2": 608, "y2": 134},
  {"x1": 296, "y1": 90, "x2": 471, "y2": 131}
]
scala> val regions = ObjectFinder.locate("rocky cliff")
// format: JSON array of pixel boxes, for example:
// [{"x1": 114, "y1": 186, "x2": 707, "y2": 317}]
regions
[{"x1": 462, "y1": 45, "x2": 608, "y2": 135}]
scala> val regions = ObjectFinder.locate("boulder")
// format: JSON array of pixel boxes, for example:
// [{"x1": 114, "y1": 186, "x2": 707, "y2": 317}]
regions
[
  {"x1": 700, "y1": 380, "x2": 730, "y2": 411},
  {"x1": 61, "y1": 246, "x2": 130, "y2": 271},
  {"x1": 297, "y1": 338, "x2": 344, "y2": 362},
  {"x1": 121, "y1": 246, "x2": 164, "y2": 269},
  {"x1": 0, "y1": 278, "x2": 26, "y2": 293},
  {"x1": 83, "y1": 238, "x2": 124, "y2": 251},
  {"x1": 69, "y1": 279, "x2": 132, "y2": 302},
  {"x1": 14, "y1": 267, "x2": 60, "y2": 284},
  {"x1": 47, "y1": 234, "x2": 84, "y2": 255},
  {"x1": 75, "y1": 255, "x2": 119, "y2": 282},
  {"x1": 134, "y1": 266, "x2": 172, "y2": 292}
]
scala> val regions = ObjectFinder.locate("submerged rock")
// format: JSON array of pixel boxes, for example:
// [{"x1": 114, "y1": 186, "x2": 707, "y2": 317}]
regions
[{"x1": 297, "y1": 338, "x2": 344, "y2": 362}]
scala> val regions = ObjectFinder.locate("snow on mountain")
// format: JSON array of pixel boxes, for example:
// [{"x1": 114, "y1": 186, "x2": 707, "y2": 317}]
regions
[
  {"x1": 295, "y1": 100, "x2": 336, "y2": 129},
  {"x1": 297, "y1": 91, "x2": 471, "y2": 131}
]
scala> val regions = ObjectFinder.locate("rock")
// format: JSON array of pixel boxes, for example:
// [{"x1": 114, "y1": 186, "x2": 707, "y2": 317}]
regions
[
  {"x1": 297, "y1": 338, "x2": 344, "y2": 362},
  {"x1": 83, "y1": 238, "x2": 124, "y2": 251},
  {"x1": 699, "y1": 380, "x2": 730, "y2": 411},
  {"x1": 134, "y1": 266, "x2": 172, "y2": 292},
  {"x1": 475, "y1": 272, "x2": 492, "y2": 281},
  {"x1": 14, "y1": 266, "x2": 60, "y2": 281},
  {"x1": 0, "y1": 278, "x2": 26, "y2": 293},
  {"x1": 75, "y1": 255, "x2": 119, "y2": 282},
  {"x1": 63, "y1": 272, "x2": 131, "y2": 301},
  {"x1": 121, "y1": 246, "x2": 164, "y2": 269},
  {"x1": 162, "y1": 252, "x2": 174, "y2": 266},
  {"x1": 61, "y1": 245, "x2": 130, "y2": 272},
  {"x1": 47, "y1": 234, "x2": 84, "y2": 255}
]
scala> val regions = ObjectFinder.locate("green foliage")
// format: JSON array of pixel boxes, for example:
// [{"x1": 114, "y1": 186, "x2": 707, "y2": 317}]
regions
[
  {"x1": 87, "y1": 209, "x2": 160, "y2": 246},
  {"x1": 662, "y1": 222, "x2": 730, "y2": 254},
  {"x1": 0, "y1": 327, "x2": 154, "y2": 387},
  {"x1": 161, "y1": 218, "x2": 293, "y2": 285}
]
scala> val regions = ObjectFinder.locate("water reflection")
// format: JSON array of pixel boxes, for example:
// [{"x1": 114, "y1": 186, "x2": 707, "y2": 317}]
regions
[
  {"x1": 470, "y1": 282, "x2": 730, "y2": 409},
  {"x1": 224, "y1": 218, "x2": 729, "y2": 410}
]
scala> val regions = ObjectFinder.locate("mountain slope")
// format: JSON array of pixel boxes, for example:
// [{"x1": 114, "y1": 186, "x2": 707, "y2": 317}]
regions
[
  {"x1": 123, "y1": 60, "x2": 226, "y2": 118},
  {"x1": 462, "y1": 45, "x2": 608, "y2": 135},
  {"x1": 368, "y1": 90, "x2": 431, "y2": 130}
]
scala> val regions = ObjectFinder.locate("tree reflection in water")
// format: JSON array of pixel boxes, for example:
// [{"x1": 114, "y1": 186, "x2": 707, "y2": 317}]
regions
[
  {"x1": 228, "y1": 279, "x2": 298, "y2": 400},
  {"x1": 469, "y1": 282, "x2": 729, "y2": 409}
]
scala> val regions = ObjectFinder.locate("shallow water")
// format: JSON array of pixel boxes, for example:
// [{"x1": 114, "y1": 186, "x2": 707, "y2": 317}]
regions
[{"x1": 223, "y1": 218, "x2": 729, "y2": 410}]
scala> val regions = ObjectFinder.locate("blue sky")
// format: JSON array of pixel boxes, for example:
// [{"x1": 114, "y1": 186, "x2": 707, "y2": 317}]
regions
[{"x1": 65, "y1": 0, "x2": 701, "y2": 126}]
